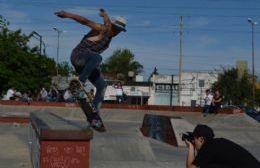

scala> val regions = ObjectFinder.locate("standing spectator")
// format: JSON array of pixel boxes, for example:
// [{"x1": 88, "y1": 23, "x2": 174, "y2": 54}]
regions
[
  {"x1": 114, "y1": 81, "x2": 124, "y2": 103},
  {"x1": 212, "y1": 90, "x2": 223, "y2": 114},
  {"x1": 202, "y1": 89, "x2": 213, "y2": 117},
  {"x1": 40, "y1": 88, "x2": 48, "y2": 101}
]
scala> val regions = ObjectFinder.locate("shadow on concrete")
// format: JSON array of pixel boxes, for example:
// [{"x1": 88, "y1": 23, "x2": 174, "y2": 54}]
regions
[{"x1": 140, "y1": 114, "x2": 181, "y2": 146}]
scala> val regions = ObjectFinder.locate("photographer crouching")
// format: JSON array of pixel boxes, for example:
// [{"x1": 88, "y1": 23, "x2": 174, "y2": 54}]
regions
[{"x1": 184, "y1": 124, "x2": 260, "y2": 168}]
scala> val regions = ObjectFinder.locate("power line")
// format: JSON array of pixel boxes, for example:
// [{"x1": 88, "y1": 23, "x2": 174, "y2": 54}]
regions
[{"x1": 9, "y1": 1, "x2": 260, "y2": 10}]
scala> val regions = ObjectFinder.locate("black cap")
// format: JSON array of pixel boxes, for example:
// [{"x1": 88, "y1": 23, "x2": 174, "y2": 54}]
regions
[{"x1": 192, "y1": 124, "x2": 215, "y2": 139}]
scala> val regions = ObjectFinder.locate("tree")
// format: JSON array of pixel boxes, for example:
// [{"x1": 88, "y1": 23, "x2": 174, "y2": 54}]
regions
[
  {"x1": 148, "y1": 67, "x2": 159, "y2": 81},
  {"x1": 212, "y1": 67, "x2": 253, "y2": 106},
  {"x1": 101, "y1": 49, "x2": 143, "y2": 81},
  {"x1": 0, "y1": 16, "x2": 72, "y2": 95},
  {"x1": 256, "y1": 89, "x2": 260, "y2": 107},
  {"x1": 57, "y1": 61, "x2": 74, "y2": 76}
]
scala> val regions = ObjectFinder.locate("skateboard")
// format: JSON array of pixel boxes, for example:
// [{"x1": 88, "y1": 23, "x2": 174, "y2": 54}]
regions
[{"x1": 69, "y1": 79, "x2": 106, "y2": 132}]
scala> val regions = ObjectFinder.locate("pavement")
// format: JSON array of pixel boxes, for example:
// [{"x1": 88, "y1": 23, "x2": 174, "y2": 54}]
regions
[{"x1": 0, "y1": 105, "x2": 260, "y2": 168}]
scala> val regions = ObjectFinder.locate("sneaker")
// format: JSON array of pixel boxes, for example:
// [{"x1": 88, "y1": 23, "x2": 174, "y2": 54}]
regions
[
  {"x1": 91, "y1": 119, "x2": 106, "y2": 132},
  {"x1": 90, "y1": 113, "x2": 106, "y2": 132}
]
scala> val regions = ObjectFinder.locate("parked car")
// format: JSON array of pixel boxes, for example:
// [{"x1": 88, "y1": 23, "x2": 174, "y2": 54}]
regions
[
  {"x1": 239, "y1": 106, "x2": 260, "y2": 122},
  {"x1": 221, "y1": 105, "x2": 243, "y2": 113}
]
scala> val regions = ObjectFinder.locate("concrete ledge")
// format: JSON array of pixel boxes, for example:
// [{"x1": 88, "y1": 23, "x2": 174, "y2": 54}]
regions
[
  {"x1": 29, "y1": 111, "x2": 93, "y2": 168},
  {"x1": 30, "y1": 112, "x2": 93, "y2": 140}
]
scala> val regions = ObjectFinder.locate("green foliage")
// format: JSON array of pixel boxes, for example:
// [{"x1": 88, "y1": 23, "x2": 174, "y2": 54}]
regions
[
  {"x1": 0, "y1": 16, "x2": 72, "y2": 95},
  {"x1": 148, "y1": 67, "x2": 159, "y2": 81},
  {"x1": 57, "y1": 61, "x2": 73, "y2": 76},
  {"x1": 212, "y1": 67, "x2": 253, "y2": 106},
  {"x1": 0, "y1": 15, "x2": 9, "y2": 28},
  {"x1": 256, "y1": 89, "x2": 260, "y2": 107},
  {"x1": 101, "y1": 49, "x2": 143, "y2": 81}
]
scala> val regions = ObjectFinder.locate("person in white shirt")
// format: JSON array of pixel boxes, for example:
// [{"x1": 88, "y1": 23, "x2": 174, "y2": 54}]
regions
[
  {"x1": 4, "y1": 87, "x2": 16, "y2": 100},
  {"x1": 40, "y1": 88, "x2": 48, "y2": 101},
  {"x1": 203, "y1": 89, "x2": 213, "y2": 117}
]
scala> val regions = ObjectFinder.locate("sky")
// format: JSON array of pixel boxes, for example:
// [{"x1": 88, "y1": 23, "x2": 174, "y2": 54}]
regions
[{"x1": 1, "y1": 0, "x2": 260, "y2": 79}]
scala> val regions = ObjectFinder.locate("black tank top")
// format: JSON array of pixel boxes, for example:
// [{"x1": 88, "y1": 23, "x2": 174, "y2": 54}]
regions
[{"x1": 74, "y1": 30, "x2": 112, "y2": 54}]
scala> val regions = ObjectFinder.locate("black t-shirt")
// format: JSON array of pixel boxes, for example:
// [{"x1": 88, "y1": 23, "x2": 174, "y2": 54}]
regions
[{"x1": 193, "y1": 138, "x2": 260, "y2": 168}]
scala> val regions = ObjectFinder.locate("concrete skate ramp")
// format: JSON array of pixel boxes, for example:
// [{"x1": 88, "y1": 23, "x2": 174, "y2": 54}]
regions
[
  {"x1": 140, "y1": 114, "x2": 195, "y2": 147},
  {"x1": 89, "y1": 120, "x2": 186, "y2": 168},
  {"x1": 170, "y1": 118, "x2": 195, "y2": 147},
  {"x1": 140, "y1": 114, "x2": 179, "y2": 146},
  {"x1": 1, "y1": 107, "x2": 260, "y2": 168},
  {"x1": 91, "y1": 121, "x2": 155, "y2": 161}
]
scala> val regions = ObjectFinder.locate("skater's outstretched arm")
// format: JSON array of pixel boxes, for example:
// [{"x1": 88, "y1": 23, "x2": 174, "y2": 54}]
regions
[
  {"x1": 54, "y1": 10, "x2": 102, "y2": 31},
  {"x1": 99, "y1": 8, "x2": 112, "y2": 32}
]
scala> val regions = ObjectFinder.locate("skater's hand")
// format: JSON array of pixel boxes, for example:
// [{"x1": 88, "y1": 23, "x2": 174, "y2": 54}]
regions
[
  {"x1": 54, "y1": 10, "x2": 67, "y2": 18},
  {"x1": 99, "y1": 8, "x2": 106, "y2": 17}
]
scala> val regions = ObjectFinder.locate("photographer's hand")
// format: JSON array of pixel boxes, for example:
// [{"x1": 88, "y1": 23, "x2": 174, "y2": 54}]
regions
[
  {"x1": 185, "y1": 140, "x2": 197, "y2": 168},
  {"x1": 185, "y1": 140, "x2": 193, "y2": 148}
]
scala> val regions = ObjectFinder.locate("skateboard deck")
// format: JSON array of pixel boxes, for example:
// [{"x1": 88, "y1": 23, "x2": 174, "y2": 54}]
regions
[
  {"x1": 69, "y1": 79, "x2": 96, "y2": 114},
  {"x1": 69, "y1": 79, "x2": 92, "y2": 101},
  {"x1": 69, "y1": 79, "x2": 106, "y2": 132}
]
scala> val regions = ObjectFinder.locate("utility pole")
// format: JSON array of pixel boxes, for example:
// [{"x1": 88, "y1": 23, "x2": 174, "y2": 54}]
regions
[
  {"x1": 178, "y1": 16, "x2": 183, "y2": 106},
  {"x1": 53, "y1": 27, "x2": 63, "y2": 76},
  {"x1": 42, "y1": 41, "x2": 46, "y2": 56},
  {"x1": 247, "y1": 18, "x2": 257, "y2": 108},
  {"x1": 170, "y1": 74, "x2": 174, "y2": 106}
]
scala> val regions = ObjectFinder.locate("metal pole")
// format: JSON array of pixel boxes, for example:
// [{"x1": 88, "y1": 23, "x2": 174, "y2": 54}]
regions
[
  {"x1": 200, "y1": 87, "x2": 202, "y2": 106},
  {"x1": 252, "y1": 23, "x2": 255, "y2": 107},
  {"x1": 42, "y1": 41, "x2": 46, "y2": 56},
  {"x1": 53, "y1": 27, "x2": 62, "y2": 76},
  {"x1": 170, "y1": 74, "x2": 173, "y2": 106},
  {"x1": 248, "y1": 18, "x2": 257, "y2": 107},
  {"x1": 56, "y1": 31, "x2": 60, "y2": 76},
  {"x1": 39, "y1": 35, "x2": 42, "y2": 55},
  {"x1": 178, "y1": 16, "x2": 183, "y2": 106}
]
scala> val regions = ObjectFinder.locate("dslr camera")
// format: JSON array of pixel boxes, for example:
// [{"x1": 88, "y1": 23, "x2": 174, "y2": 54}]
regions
[{"x1": 181, "y1": 132, "x2": 194, "y2": 142}]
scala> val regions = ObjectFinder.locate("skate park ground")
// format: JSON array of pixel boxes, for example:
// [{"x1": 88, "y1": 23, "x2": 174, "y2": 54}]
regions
[{"x1": 0, "y1": 103, "x2": 260, "y2": 168}]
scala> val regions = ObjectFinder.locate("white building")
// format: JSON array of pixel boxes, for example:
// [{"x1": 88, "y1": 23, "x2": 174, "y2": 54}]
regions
[
  {"x1": 149, "y1": 72, "x2": 218, "y2": 106},
  {"x1": 104, "y1": 79, "x2": 151, "y2": 105},
  {"x1": 52, "y1": 72, "x2": 218, "y2": 106}
]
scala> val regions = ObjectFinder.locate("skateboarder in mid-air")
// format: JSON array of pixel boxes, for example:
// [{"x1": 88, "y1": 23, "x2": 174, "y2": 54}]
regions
[{"x1": 54, "y1": 8, "x2": 126, "y2": 131}]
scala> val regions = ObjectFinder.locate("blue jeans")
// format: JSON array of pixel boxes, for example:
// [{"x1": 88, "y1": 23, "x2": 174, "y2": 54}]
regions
[
  {"x1": 71, "y1": 49, "x2": 107, "y2": 112},
  {"x1": 203, "y1": 105, "x2": 212, "y2": 114}
]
